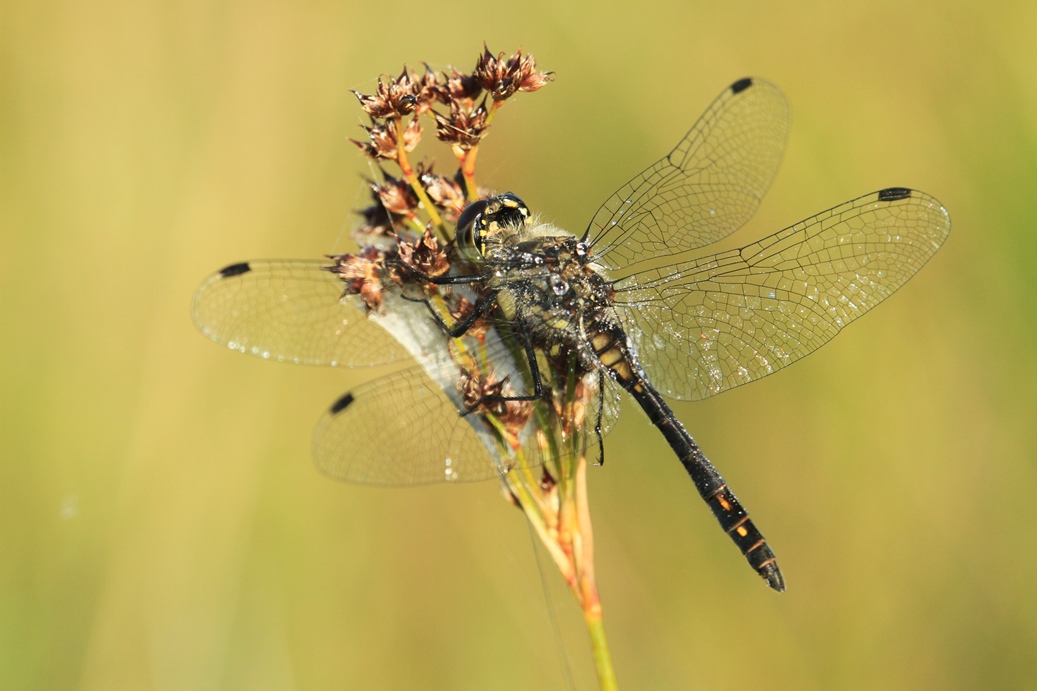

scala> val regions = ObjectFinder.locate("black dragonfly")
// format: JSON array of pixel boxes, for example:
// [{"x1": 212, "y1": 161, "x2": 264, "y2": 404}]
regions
[{"x1": 193, "y1": 77, "x2": 950, "y2": 590}]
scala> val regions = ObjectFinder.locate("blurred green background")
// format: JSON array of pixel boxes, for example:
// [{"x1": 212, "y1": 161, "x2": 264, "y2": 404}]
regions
[{"x1": 3, "y1": 1, "x2": 1035, "y2": 689}]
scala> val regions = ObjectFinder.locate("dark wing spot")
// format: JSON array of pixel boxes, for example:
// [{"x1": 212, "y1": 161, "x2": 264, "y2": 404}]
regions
[
  {"x1": 219, "y1": 262, "x2": 251, "y2": 278},
  {"x1": 329, "y1": 392, "x2": 355, "y2": 415},
  {"x1": 878, "y1": 187, "x2": 912, "y2": 202},
  {"x1": 730, "y1": 77, "x2": 753, "y2": 95}
]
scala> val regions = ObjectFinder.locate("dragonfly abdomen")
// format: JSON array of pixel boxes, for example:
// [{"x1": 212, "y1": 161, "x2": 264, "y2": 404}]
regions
[{"x1": 590, "y1": 328, "x2": 786, "y2": 591}]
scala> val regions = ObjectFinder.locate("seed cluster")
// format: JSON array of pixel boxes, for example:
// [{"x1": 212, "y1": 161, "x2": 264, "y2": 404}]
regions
[
  {"x1": 328, "y1": 47, "x2": 552, "y2": 450},
  {"x1": 330, "y1": 47, "x2": 552, "y2": 313},
  {"x1": 349, "y1": 46, "x2": 553, "y2": 235}
]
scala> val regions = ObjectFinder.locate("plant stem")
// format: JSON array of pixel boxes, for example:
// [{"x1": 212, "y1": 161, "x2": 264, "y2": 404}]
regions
[
  {"x1": 394, "y1": 117, "x2": 448, "y2": 239},
  {"x1": 457, "y1": 101, "x2": 502, "y2": 202},
  {"x1": 460, "y1": 145, "x2": 481, "y2": 202},
  {"x1": 573, "y1": 456, "x2": 617, "y2": 690},
  {"x1": 584, "y1": 601, "x2": 617, "y2": 691}
]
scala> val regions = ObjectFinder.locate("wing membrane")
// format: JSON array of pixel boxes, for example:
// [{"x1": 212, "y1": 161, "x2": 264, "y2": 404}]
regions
[
  {"x1": 313, "y1": 365, "x2": 508, "y2": 485},
  {"x1": 313, "y1": 359, "x2": 624, "y2": 486},
  {"x1": 585, "y1": 77, "x2": 790, "y2": 276},
  {"x1": 191, "y1": 259, "x2": 409, "y2": 367},
  {"x1": 614, "y1": 189, "x2": 951, "y2": 400}
]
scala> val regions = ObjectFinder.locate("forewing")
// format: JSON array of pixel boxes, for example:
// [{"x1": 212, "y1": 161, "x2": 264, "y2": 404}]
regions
[
  {"x1": 192, "y1": 259, "x2": 408, "y2": 367},
  {"x1": 585, "y1": 77, "x2": 790, "y2": 277},
  {"x1": 614, "y1": 189, "x2": 951, "y2": 400}
]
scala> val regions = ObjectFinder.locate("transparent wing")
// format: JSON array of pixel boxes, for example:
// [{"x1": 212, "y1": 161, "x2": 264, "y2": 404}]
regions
[
  {"x1": 313, "y1": 358, "x2": 625, "y2": 486},
  {"x1": 596, "y1": 372, "x2": 624, "y2": 441},
  {"x1": 613, "y1": 189, "x2": 951, "y2": 400},
  {"x1": 314, "y1": 365, "x2": 509, "y2": 485},
  {"x1": 191, "y1": 259, "x2": 409, "y2": 367},
  {"x1": 584, "y1": 372, "x2": 623, "y2": 465},
  {"x1": 584, "y1": 77, "x2": 790, "y2": 277}
]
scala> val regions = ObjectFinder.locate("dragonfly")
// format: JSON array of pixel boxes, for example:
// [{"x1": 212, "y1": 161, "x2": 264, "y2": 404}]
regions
[{"x1": 192, "y1": 77, "x2": 950, "y2": 590}]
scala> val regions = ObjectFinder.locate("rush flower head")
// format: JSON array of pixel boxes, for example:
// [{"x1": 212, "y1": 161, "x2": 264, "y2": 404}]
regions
[
  {"x1": 352, "y1": 69, "x2": 419, "y2": 119},
  {"x1": 369, "y1": 172, "x2": 420, "y2": 219},
  {"x1": 473, "y1": 45, "x2": 555, "y2": 101},
  {"x1": 351, "y1": 116, "x2": 422, "y2": 161},
  {"x1": 346, "y1": 47, "x2": 553, "y2": 240},
  {"x1": 457, "y1": 368, "x2": 534, "y2": 445},
  {"x1": 419, "y1": 164, "x2": 467, "y2": 222},
  {"x1": 433, "y1": 66, "x2": 483, "y2": 106},
  {"x1": 326, "y1": 246, "x2": 389, "y2": 311},
  {"x1": 433, "y1": 102, "x2": 489, "y2": 150},
  {"x1": 395, "y1": 226, "x2": 450, "y2": 279},
  {"x1": 410, "y1": 66, "x2": 442, "y2": 115}
]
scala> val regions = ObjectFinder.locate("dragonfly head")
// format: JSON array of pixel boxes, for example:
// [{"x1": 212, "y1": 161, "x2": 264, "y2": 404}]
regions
[{"x1": 456, "y1": 192, "x2": 530, "y2": 255}]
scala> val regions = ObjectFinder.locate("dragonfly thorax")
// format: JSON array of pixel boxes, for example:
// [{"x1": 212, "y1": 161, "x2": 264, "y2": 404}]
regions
[{"x1": 480, "y1": 216, "x2": 619, "y2": 369}]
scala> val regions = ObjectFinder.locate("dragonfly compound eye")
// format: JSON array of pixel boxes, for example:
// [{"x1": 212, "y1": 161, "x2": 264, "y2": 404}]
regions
[{"x1": 456, "y1": 199, "x2": 491, "y2": 253}]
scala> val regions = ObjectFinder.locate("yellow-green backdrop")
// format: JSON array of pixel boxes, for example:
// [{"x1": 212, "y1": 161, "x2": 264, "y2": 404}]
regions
[{"x1": 3, "y1": 1, "x2": 1034, "y2": 689}]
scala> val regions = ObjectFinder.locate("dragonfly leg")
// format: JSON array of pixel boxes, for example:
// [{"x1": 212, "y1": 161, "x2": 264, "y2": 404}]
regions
[
  {"x1": 461, "y1": 330, "x2": 545, "y2": 416},
  {"x1": 389, "y1": 257, "x2": 486, "y2": 285}
]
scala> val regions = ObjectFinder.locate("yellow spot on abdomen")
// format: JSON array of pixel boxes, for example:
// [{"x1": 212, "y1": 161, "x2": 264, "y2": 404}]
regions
[
  {"x1": 599, "y1": 347, "x2": 623, "y2": 367},
  {"x1": 610, "y1": 360, "x2": 633, "y2": 382}
]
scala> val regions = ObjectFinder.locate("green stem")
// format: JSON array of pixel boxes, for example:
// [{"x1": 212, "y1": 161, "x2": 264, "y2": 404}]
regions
[{"x1": 585, "y1": 604, "x2": 617, "y2": 691}]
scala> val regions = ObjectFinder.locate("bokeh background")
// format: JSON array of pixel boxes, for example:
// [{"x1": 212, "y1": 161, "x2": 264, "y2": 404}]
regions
[{"x1": 3, "y1": 1, "x2": 1035, "y2": 689}]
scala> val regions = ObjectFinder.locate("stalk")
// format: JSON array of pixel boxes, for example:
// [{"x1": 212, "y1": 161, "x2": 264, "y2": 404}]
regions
[
  {"x1": 350, "y1": 48, "x2": 609, "y2": 688},
  {"x1": 394, "y1": 116, "x2": 448, "y2": 239}
]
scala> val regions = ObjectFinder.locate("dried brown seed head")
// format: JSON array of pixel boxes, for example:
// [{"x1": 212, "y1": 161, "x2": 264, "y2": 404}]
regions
[
  {"x1": 351, "y1": 117, "x2": 423, "y2": 161},
  {"x1": 396, "y1": 226, "x2": 450, "y2": 279},
  {"x1": 352, "y1": 68, "x2": 419, "y2": 119},
  {"x1": 411, "y1": 66, "x2": 442, "y2": 115},
  {"x1": 433, "y1": 66, "x2": 483, "y2": 106},
  {"x1": 433, "y1": 103, "x2": 489, "y2": 150},
  {"x1": 328, "y1": 247, "x2": 389, "y2": 311},
  {"x1": 474, "y1": 46, "x2": 554, "y2": 101},
  {"x1": 419, "y1": 164, "x2": 467, "y2": 221},
  {"x1": 457, "y1": 367, "x2": 534, "y2": 443},
  {"x1": 353, "y1": 180, "x2": 412, "y2": 241},
  {"x1": 371, "y1": 173, "x2": 420, "y2": 218},
  {"x1": 350, "y1": 125, "x2": 389, "y2": 162}
]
